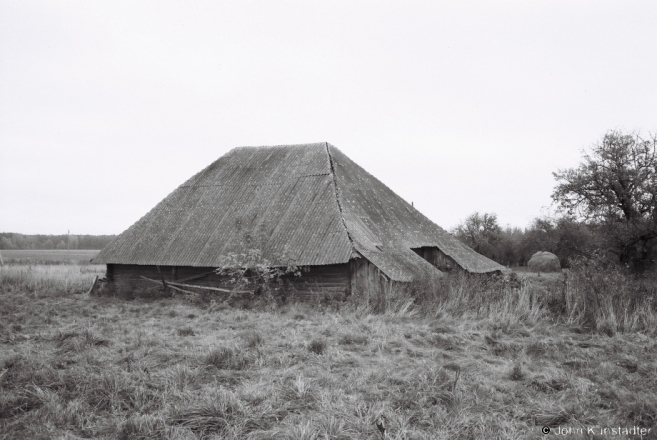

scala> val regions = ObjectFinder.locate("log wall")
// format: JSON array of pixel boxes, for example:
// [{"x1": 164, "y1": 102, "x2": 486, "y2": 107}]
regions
[{"x1": 106, "y1": 263, "x2": 351, "y2": 302}]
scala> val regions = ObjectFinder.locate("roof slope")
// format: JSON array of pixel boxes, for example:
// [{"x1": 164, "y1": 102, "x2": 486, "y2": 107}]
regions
[
  {"x1": 328, "y1": 146, "x2": 506, "y2": 277},
  {"x1": 93, "y1": 143, "x2": 506, "y2": 279},
  {"x1": 94, "y1": 144, "x2": 353, "y2": 267}
]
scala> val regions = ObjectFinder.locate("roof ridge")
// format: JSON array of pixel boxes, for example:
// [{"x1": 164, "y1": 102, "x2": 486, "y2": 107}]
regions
[
  {"x1": 325, "y1": 142, "x2": 355, "y2": 252},
  {"x1": 232, "y1": 143, "x2": 327, "y2": 150}
]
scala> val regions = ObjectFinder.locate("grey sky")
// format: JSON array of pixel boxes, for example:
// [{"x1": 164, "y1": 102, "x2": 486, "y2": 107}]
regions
[{"x1": 1, "y1": 1, "x2": 656, "y2": 235}]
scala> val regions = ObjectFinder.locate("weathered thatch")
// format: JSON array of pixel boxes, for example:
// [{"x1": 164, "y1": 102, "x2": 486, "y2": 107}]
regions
[
  {"x1": 93, "y1": 143, "x2": 505, "y2": 283},
  {"x1": 527, "y1": 251, "x2": 561, "y2": 273}
]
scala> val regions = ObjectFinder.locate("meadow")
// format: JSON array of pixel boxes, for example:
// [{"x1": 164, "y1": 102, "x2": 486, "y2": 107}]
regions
[
  {"x1": 1, "y1": 262, "x2": 657, "y2": 439},
  {"x1": 0, "y1": 249, "x2": 99, "y2": 265}
]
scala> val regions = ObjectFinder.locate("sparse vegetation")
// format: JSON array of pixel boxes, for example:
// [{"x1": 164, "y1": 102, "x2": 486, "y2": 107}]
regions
[{"x1": 1, "y1": 263, "x2": 657, "y2": 438}]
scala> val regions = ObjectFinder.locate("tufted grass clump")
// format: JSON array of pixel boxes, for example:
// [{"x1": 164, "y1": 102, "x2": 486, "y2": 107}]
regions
[
  {"x1": 338, "y1": 333, "x2": 368, "y2": 345},
  {"x1": 243, "y1": 331, "x2": 263, "y2": 348},
  {"x1": 509, "y1": 363, "x2": 525, "y2": 381},
  {"x1": 205, "y1": 347, "x2": 252, "y2": 370},
  {"x1": 308, "y1": 339, "x2": 326, "y2": 355},
  {"x1": 177, "y1": 327, "x2": 196, "y2": 337}
]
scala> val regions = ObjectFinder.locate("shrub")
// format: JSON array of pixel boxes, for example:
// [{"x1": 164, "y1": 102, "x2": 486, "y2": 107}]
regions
[
  {"x1": 564, "y1": 253, "x2": 657, "y2": 333},
  {"x1": 214, "y1": 247, "x2": 301, "y2": 308}
]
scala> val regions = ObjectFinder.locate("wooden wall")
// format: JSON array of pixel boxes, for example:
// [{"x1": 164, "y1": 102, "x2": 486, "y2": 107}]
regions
[
  {"x1": 106, "y1": 263, "x2": 351, "y2": 302},
  {"x1": 282, "y1": 264, "x2": 352, "y2": 301},
  {"x1": 349, "y1": 257, "x2": 386, "y2": 310}
]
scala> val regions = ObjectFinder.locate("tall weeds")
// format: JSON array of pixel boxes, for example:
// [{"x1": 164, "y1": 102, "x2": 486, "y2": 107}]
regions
[
  {"x1": 353, "y1": 269, "x2": 545, "y2": 329},
  {"x1": 564, "y1": 254, "x2": 657, "y2": 334},
  {"x1": 0, "y1": 265, "x2": 103, "y2": 294},
  {"x1": 354, "y1": 259, "x2": 657, "y2": 335}
]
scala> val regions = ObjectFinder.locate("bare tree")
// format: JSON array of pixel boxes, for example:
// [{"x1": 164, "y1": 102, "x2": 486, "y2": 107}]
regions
[{"x1": 452, "y1": 212, "x2": 502, "y2": 259}]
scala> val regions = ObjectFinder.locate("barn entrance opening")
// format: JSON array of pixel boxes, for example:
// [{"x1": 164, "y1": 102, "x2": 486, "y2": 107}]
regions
[{"x1": 411, "y1": 247, "x2": 454, "y2": 272}]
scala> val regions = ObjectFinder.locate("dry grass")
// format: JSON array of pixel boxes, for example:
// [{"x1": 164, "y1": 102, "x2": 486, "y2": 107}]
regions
[
  {"x1": 0, "y1": 249, "x2": 99, "y2": 265},
  {"x1": 1, "y1": 264, "x2": 657, "y2": 439}
]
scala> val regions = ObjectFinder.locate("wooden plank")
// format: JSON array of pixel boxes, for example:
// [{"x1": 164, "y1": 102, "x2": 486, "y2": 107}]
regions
[
  {"x1": 140, "y1": 276, "x2": 168, "y2": 286},
  {"x1": 139, "y1": 276, "x2": 251, "y2": 294},
  {"x1": 155, "y1": 265, "x2": 167, "y2": 288},
  {"x1": 167, "y1": 284, "x2": 202, "y2": 296},
  {"x1": 169, "y1": 281, "x2": 251, "y2": 294},
  {"x1": 86, "y1": 275, "x2": 99, "y2": 295}
]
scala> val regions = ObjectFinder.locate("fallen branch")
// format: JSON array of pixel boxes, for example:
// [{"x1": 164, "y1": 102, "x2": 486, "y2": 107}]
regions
[
  {"x1": 140, "y1": 277, "x2": 196, "y2": 297},
  {"x1": 176, "y1": 271, "x2": 217, "y2": 283},
  {"x1": 141, "y1": 276, "x2": 173, "y2": 287},
  {"x1": 169, "y1": 281, "x2": 251, "y2": 294},
  {"x1": 167, "y1": 284, "x2": 201, "y2": 296}
]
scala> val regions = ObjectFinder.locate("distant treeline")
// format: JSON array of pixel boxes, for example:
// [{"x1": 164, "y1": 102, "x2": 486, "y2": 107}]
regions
[
  {"x1": 451, "y1": 213, "x2": 596, "y2": 268},
  {"x1": 0, "y1": 233, "x2": 115, "y2": 250},
  {"x1": 452, "y1": 131, "x2": 657, "y2": 272}
]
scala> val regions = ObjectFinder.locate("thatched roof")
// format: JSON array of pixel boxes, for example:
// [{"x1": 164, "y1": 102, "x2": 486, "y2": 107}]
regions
[{"x1": 93, "y1": 143, "x2": 505, "y2": 280}]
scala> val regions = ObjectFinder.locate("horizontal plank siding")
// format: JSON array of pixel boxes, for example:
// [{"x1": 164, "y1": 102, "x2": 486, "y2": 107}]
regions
[{"x1": 106, "y1": 263, "x2": 350, "y2": 302}]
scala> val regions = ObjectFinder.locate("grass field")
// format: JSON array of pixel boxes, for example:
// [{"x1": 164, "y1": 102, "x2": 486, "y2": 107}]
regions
[
  {"x1": 0, "y1": 249, "x2": 99, "y2": 265},
  {"x1": 1, "y1": 264, "x2": 656, "y2": 439}
]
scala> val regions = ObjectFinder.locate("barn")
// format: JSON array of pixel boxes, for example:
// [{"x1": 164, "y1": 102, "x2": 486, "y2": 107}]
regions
[{"x1": 92, "y1": 143, "x2": 505, "y2": 302}]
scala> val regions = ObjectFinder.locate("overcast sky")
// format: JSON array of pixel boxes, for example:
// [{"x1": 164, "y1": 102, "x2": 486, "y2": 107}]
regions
[{"x1": 1, "y1": 1, "x2": 656, "y2": 235}]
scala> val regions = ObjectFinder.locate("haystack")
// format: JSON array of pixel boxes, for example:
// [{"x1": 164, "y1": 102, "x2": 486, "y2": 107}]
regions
[{"x1": 527, "y1": 251, "x2": 561, "y2": 273}]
